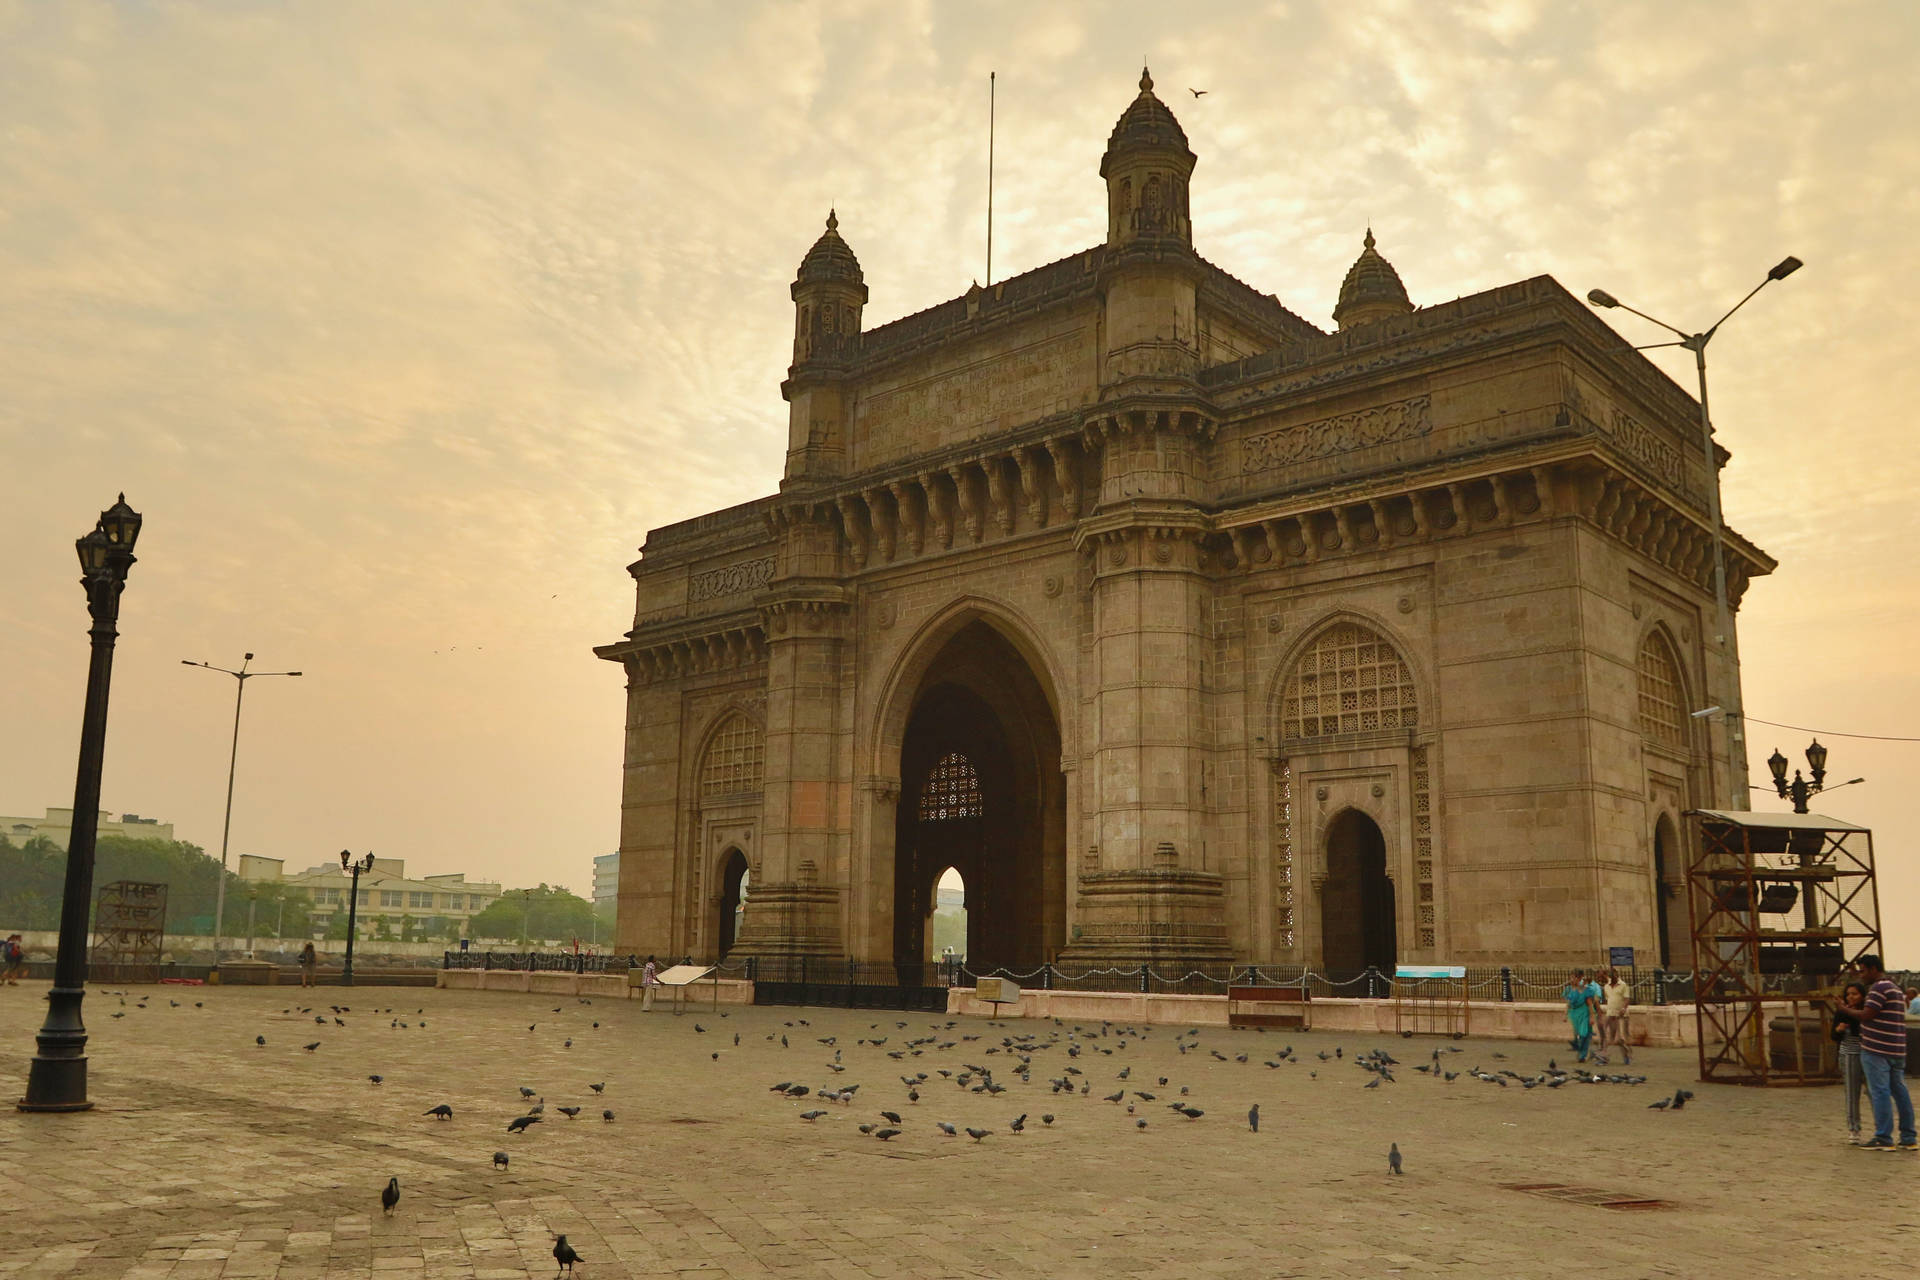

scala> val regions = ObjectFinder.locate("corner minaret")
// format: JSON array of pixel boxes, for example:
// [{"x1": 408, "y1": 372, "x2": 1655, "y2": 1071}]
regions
[
  {"x1": 783, "y1": 210, "x2": 867, "y2": 480},
  {"x1": 1100, "y1": 66, "x2": 1196, "y2": 249},
  {"x1": 1096, "y1": 68, "x2": 1200, "y2": 391},
  {"x1": 1332, "y1": 228, "x2": 1415, "y2": 330}
]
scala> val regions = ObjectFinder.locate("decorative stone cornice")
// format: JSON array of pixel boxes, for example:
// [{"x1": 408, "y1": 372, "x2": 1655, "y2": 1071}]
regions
[
  {"x1": 1211, "y1": 448, "x2": 1773, "y2": 607},
  {"x1": 759, "y1": 585, "x2": 852, "y2": 640},
  {"x1": 1081, "y1": 400, "x2": 1219, "y2": 445},
  {"x1": 594, "y1": 609, "x2": 767, "y2": 685}
]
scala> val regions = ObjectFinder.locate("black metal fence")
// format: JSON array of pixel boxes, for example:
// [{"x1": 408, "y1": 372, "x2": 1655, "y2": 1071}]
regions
[
  {"x1": 950, "y1": 962, "x2": 1710, "y2": 1005},
  {"x1": 441, "y1": 950, "x2": 635, "y2": 974}
]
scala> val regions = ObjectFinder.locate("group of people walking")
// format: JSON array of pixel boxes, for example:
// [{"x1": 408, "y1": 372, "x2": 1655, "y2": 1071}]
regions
[{"x1": 1561, "y1": 967, "x2": 1633, "y2": 1066}]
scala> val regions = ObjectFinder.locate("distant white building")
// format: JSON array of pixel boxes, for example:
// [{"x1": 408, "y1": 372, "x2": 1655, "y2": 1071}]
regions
[
  {"x1": 593, "y1": 852, "x2": 620, "y2": 908},
  {"x1": 2, "y1": 807, "x2": 174, "y2": 850}
]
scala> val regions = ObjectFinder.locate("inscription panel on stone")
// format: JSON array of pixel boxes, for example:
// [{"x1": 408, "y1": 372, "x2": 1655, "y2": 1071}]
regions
[
  {"x1": 1241, "y1": 395, "x2": 1433, "y2": 474},
  {"x1": 687, "y1": 556, "x2": 775, "y2": 605}
]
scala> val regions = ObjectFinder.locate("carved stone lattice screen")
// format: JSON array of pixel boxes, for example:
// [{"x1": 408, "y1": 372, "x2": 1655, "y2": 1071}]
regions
[
  {"x1": 919, "y1": 753, "x2": 983, "y2": 822},
  {"x1": 91, "y1": 880, "x2": 167, "y2": 984},
  {"x1": 1636, "y1": 631, "x2": 1687, "y2": 748},
  {"x1": 700, "y1": 715, "x2": 765, "y2": 804},
  {"x1": 1280, "y1": 623, "x2": 1418, "y2": 740}
]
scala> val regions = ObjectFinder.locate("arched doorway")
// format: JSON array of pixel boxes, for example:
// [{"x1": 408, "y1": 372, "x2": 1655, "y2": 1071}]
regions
[
  {"x1": 717, "y1": 849, "x2": 749, "y2": 959},
  {"x1": 930, "y1": 867, "x2": 968, "y2": 970},
  {"x1": 1322, "y1": 809, "x2": 1396, "y2": 977},
  {"x1": 892, "y1": 619, "x2": 1064, "y2": 982},
  {"x1": 1651, "y1": 814, "x2": 1687, "y2": 971}
]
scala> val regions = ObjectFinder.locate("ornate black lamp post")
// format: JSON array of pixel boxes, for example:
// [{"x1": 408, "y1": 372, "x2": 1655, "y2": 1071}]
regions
[
  {"x1": 20, "y1": 495, "x2": 142, "y2": 1113},
  {"x1": 339, "y1": 850, "x2": 375, "y2": 986},
  {"x1": 1766, "y1": 739, "x2": 1861, "y2": 814}
]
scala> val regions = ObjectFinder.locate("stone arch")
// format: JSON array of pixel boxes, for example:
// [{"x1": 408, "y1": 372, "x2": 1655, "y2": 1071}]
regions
[
  {"x1": 715, "y1": 846, "x2": 749, "y2": 958},
  {"x1": 869, "y1": 595, "x2": 1068, "y2": 776},
  {"x1": 1267, "y1": 612, "x2": 1426, "y2": 746},
  {"x1": 1650, "y1": 809, "x2": 1688, "y2": 971},
  {"x1": 1320, "y1": 806, "x2": 1397, "y2": 978},
  {"x1": 1635, "y1": 624, "x2": 1691, "y2": 751},
  {"x1": 862, "y1": 596, "x2": 1067, "y2": 978}
]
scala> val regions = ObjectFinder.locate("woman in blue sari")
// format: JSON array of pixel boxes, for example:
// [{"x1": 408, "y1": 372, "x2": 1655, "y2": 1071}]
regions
[{"x1": 1563, "y1": 968, "x2": 1596, "y2": 1061}]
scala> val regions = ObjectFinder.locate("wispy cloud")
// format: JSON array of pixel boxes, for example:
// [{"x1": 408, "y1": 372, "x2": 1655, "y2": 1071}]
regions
[{"x1": 2, "y1": 1, "x2": 1915, "y2": 930}]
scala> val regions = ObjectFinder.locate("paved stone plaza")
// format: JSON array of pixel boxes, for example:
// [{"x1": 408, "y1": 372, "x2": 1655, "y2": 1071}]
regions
[{"x1": 0, "y1": 984, "x2": 1908, "y2": 1278}]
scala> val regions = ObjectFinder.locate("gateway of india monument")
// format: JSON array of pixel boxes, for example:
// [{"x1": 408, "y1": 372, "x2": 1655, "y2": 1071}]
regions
[{"x1": 596, "y1": 70, "x2": 1772, "y2": 980}]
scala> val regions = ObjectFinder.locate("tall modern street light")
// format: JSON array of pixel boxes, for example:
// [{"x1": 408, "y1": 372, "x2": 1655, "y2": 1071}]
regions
[
  {"x1": 1586, "y1": 255, "x2": 1803, "y2": 811},
  {"x1": 21, "y1": 495, "x2": 142, "y2": 1113},
  {"x1": 183, "y1": 654, "x2": 301, "y2": 961}
]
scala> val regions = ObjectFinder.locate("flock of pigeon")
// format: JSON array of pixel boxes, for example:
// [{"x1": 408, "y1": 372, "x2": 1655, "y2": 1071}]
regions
[
  {"x1": 95, "y1": 982, "x2": 1702, "y2": 1273},
  {"x1": 751, "y1": 1015, "x2": 1689, "y2": 1178},
  {"x1": 248, "y1": 996, "x2": 597, "y2": 1276}
]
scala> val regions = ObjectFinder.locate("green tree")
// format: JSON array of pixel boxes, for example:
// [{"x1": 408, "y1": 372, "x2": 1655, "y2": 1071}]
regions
[{"x1": 466, "y1": 884, "x2": 597, "y2": 945}]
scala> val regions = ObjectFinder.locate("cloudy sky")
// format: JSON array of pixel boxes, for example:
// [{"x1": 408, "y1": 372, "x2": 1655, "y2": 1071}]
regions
[{"x1": 3, "y1": 1, "x2": 1915, "y2": 956}]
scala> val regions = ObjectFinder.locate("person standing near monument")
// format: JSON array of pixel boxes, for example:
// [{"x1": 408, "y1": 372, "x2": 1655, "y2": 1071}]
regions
[
  {"x1": 1834, "y1": 954, "x2": 1916, "y2": 1151},
  {"x1": 298, "y1": 941, "x2": 318, "y2": 988},
  {"x1": 1596, "y1": 968, "x2": 1632, "y2": 1066},
  {"x1": 641, "y1": 955, "x2": 658, "y2": 1012},
  {"x1": 1832, "y1": 981, "x2": 1869, "y2": 1144},
  {"x1": 1563, "y1": 969, "x2": 1596, "y2": 1061}
]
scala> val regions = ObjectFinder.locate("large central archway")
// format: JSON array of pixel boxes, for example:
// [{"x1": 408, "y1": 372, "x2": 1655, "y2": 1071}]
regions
[
  {"x1": 891, "y1": 619, "x2": 1064, "y2": 982},
  {"x1": 1322, "y1": 809, "x2": 1397, "y2": 976}
]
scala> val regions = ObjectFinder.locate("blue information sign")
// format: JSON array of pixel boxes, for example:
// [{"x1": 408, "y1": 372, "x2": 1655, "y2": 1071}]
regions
[{"x1": 1608, "y1": 946, "x2": 1635, "y2": 968}]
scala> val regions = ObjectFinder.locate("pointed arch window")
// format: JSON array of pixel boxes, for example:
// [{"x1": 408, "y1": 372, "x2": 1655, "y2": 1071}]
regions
[
  {"x1": 1636, "y1": 631, "x2": 1687, "y2": 749},
  {"x1": 1279, "y1": 622, "x2": 1418, "y2": 740},
  {"x1": 700, "y1": 714, "x2": 764, "y2": 803},
  {"x1": 918, "y1": 753, "x2": 983, "y2": 821}
]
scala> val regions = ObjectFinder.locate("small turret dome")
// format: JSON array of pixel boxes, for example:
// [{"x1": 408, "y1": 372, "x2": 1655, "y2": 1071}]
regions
[
  {"x1": 1333, "y1": 228, "x2": 1414, "y2": 329},
  {"x1": 1100, "y1": 66, "x2": 1192, "y2": 178},
  {"x1": 795, "y1": 209, "x2": 865, "y2": 289}
]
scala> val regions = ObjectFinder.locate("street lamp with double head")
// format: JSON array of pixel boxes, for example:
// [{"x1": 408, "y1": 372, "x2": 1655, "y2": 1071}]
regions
[
  {"x1": 182, "y1": 654, "x2": 301, "y2": 962},
  {"x1": 340, "y1": 850, "x2": 375, "y2": 986},
  {"x1": 1586, "y1": 255, "x2": 1802, "y2": 811}
]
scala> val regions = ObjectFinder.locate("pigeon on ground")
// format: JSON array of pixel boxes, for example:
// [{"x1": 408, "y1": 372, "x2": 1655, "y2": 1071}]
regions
[
  {"x1": 1178, "y1": 1107, "x2": 1204, "y2": 1120},
  {"x1": 1010, "y1": 1114, "x2": 1026, "y2": 1133},
  {"x1": 800, "y1": 1110, "x2": 827, "y2": 1121},
  {"x1": 874, "y1": 1128, "x2": 901, "y2": 1140},
  {"x1": 1042, "y1": 1114, "x2": 1055, "y2": 1126},
  {"x1": 1103, "y1": 1090, "x2": 1125, "y2": 1103},
  {"x1": 589, "y1": 1082, "x2": 605, "y2": 1093},
  {"x1": 304, "y1": 1042, "x2": 321, "y2": 1052},
  {"x1": 1389, "y1": 1143, "x2": 1404, "y2": 1175},
  {"x1": 553, "y1": 1234, "x2": 582, "y2": 1275},
  {"x1": 492, "y1": 1151, "x2": 509, "y2": 1170},
  {"x1": 602, "y1": 1109, "x2": 615, "y2": 1122},
  {"x1": 507, "y1": 1115, "x2": 541, "y2": 1133},
  {"x1": 368, "y1": 1075, "x2": 383, "y2": 1086},
  {"x1": 694, "y1": 1024, "x2": 706, "y2": 1032},
  {"x1": 937, "y1": 1122, "x2": 957, "y2": 1136},
  {"x1": 255, "y1": 1036, "x2": 265, "y2": 1047},
  {"x1": 557, "y1": 1106, "x2": 581, "y2": 1119},
  {"x1": 424, "y1": 1104, "x2": 453, "y2": 1120},
  {"x1": 1136, "y1": 1118, "x2": 1148, "y2": 1129},
  {"x1": 1670, "y1": 1089, "x2": 1689, "y2": 1110},
  {"x1": 1248, "y1": 1104, "x2": 1259, "y2": 1133},
  {"x1": 965, "y1": 1127, "x2": 990, "y2": 1142},
  {"x1": 528, "y1": 1099, "x2": 545, "y2": 1114},
  {"x1": 381, "y1": 1177, "x2": 400, "y2": 1215}
]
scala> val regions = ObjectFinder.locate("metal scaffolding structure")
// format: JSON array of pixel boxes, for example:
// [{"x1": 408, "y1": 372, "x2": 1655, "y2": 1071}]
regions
[
  {"x1": 90, "y1": 880, "x2": 168, "y2": 984},
  {"x1": 1687, "y1": 810, "x2": 1878, "y2": 1086}
]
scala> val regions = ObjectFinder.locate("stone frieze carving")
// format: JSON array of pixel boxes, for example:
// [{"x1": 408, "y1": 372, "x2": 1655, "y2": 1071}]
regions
[
  {"x1": 687, "y1": 556, "x2": 776, "y2": 605},
  {"x1": 1241, "y1": 395, "x2": 1432, "y2": 474},
  {"x1": 1600, "y1": 408, "x2": 1687, "y2": 492}
]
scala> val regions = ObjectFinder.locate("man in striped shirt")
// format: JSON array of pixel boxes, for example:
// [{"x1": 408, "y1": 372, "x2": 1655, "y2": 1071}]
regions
[{"x1": 1837, "y1": 955, "x2": 1915, "y2": 1151}]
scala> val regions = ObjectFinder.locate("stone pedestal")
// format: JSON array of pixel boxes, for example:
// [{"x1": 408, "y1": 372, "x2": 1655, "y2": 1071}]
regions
[{"x1": 1059, "y1": 868, "x2": 1233, "y2": 967}]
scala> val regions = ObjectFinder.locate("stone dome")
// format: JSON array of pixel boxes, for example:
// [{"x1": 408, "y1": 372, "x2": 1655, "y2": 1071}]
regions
[
  {"x1": 1100, "y1": 67, "x2": 1192, "y2": 176},
  {"x1": 795, "y1": 209, "x2": 864, "y2": 287},
  {"x1": 1332, "y1": 229, "x2": 1414, "y2": 329}
]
